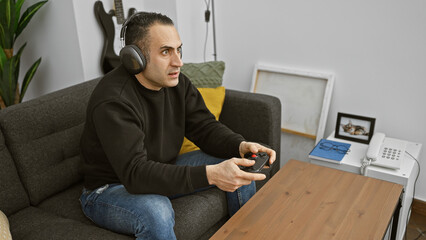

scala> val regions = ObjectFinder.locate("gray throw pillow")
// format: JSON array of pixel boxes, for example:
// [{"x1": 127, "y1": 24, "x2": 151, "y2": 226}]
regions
[{"x1": 181, "y1": 61, "x2": 225, "y2": 88}]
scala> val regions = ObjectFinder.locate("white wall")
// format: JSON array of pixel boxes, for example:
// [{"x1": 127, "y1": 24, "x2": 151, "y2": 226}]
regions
[
  {"x1": 176, "y1": 0, "x2": 216, "y2": 63},
  {"x1": 176, "y1": 0, "x2": 426, "y2": 200}
]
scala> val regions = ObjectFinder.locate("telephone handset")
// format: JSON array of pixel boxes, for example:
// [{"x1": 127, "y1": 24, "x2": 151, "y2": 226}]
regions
[{"x1": 365, "y1": 132, "x2": 407, "y2": 170}]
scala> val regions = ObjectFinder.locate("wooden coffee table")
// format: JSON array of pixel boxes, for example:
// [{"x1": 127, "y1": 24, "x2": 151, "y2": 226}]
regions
[{"x1": 211, "y1": 159, "x2": 403, "y2": 240}]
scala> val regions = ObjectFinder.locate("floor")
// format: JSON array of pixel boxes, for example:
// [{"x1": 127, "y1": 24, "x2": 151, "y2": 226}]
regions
[{"x1": 406, "y1": 211, "x2": 426, "y2": 240}]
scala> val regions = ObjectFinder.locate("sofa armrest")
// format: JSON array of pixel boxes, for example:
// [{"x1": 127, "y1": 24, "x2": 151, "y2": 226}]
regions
[{"x1": 220, "y1": 89, "x2": 281, "y2": 179}]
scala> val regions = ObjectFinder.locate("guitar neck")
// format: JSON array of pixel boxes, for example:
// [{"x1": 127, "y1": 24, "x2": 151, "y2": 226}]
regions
[{"x1": 114, "y1": 0, "x2": 125, "y2": 24}]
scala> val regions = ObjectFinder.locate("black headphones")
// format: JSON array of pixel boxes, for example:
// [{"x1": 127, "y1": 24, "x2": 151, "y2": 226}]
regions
[
  {"x1": 119, "y1": 12, "x2": 182, "y2": 75},
  {"x1": 120, "y1": 12, "x2": 147, "y2": 75}
]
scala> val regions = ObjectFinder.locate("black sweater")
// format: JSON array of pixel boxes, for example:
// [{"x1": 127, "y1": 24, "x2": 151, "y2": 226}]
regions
[{"x1": 80, "y1": 66, "x2": 245, "y2": 195}]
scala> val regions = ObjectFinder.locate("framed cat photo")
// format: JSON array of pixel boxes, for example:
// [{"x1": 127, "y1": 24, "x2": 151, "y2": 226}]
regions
[{"x1": 335, "y1": 112, "x2": 376, "y2": 144}]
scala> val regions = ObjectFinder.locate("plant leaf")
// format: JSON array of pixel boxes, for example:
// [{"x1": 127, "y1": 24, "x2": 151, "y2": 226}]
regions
[
  {"x1": 13, "y1": 43, "x2": 26, "y2": 85},
  {"x1": 0, "y1": 57, "x2": 16, "y2": 106},
  {"x1": 0, "y1": 0, "x2": 16, "y2": 49},
  {"x1": 15, "y1": 0, "x2": 47, "y2": 41},
  {"x1": 14, "y1": 0, "x2": 25, "y2": 32},
  {"x1": 0, "y1": 48, "x2": 6, "y2": 71},
  {"x1": 0, "y1": 23, "x2": 5, "y2": 48},
  {"x1": 0, "y1": 51, "x2": 12, "y2": 104},
  {"x1": 14, "y1": 42, "x2": 27, "y2": 66},
  {"x1": 5, "y1": 0, "x2": 11, "y2": 28},
  {"x1": 0, "y1": 60, "x2": 8, "y2": 103},
  {"x1": 4, "y1": 0, "x2": 11, "y2": 47},
  {"x1": 20, "y1": 57, "x2": 41, "y2": 102}
]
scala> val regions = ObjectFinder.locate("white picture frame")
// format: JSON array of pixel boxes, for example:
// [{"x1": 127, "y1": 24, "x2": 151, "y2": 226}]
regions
[{"x1": 251, "y1": 63, "x2": 334, "y2": 144}]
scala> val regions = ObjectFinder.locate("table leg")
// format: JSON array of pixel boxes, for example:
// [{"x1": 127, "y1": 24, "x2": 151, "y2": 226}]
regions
[{"x1": 390, "y1": 194, "x2": 403, "y2": 240}]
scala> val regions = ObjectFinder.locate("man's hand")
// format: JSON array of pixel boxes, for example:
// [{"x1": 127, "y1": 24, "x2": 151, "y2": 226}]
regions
[
  {"x1": 206, "y1": 158, "x2": 266, "y2": 192},
  {"x1": 239, "y1": 141, "x2": 276, "y2": 166}
]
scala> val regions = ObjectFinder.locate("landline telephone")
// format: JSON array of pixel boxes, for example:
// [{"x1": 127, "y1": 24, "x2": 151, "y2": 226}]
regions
[{"x1": 361, "y1": 133, "x2": 407, "y2": 175}]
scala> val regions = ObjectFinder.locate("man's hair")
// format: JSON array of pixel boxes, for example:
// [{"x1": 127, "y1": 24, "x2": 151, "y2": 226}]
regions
[{"x1": 125, "y1": 12, "x2": 174, "y2": 62}]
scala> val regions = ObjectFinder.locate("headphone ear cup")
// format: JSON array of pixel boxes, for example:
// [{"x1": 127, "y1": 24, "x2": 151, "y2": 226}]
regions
[{"x1": 120, "y1": 45, "x2": 147, "y2": 74}]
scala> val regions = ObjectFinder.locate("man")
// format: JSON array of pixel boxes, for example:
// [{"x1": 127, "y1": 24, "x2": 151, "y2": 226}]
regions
[{"x1": 80, "y1": 12, "x2": 276, "y2": 240}]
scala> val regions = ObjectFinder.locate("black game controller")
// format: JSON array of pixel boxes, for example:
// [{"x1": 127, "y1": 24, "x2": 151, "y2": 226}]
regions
[{"x1": 239, "y1": 152, "x2": 270, "y2": 173}]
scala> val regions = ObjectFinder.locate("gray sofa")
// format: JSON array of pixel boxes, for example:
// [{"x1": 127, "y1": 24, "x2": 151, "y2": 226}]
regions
[{"x1": 0, "y1": 78, "x2": 281, "y2": 240}]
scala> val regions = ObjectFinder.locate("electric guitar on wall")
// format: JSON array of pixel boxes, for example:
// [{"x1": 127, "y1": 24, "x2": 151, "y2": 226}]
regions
[{"x1": 94, "y1": 0, "x2": 136, "y2": 74}]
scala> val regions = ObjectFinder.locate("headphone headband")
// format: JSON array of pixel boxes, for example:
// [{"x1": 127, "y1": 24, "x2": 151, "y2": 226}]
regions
[{"x1": 120, "y1": 12, "x2": 143, "y2": 48}]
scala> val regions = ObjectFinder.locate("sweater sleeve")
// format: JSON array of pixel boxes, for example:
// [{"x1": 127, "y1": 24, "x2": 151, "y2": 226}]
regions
[
  {"x1": 183, "y1": 79, "x2": 245, "y2": 158},
  {"x1": 91, "y1": 100, "x2": 210, "y2": 195}
]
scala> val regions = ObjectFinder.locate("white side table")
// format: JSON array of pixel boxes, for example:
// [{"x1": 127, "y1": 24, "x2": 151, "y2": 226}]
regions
[{"x1": 310, "y1": 132, "x2": 422, "y2": 240}]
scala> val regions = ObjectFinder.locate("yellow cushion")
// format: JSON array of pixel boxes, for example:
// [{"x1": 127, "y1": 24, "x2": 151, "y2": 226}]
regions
[
  {"x1": 179, "y1": 86, "x2": 226, "y2": 155},
  {"x1": 0, "y1": 210, "x2": 11, "y2": 240}
]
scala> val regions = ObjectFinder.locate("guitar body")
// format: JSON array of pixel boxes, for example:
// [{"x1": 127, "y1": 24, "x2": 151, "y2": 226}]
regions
[{"x1": 94, "y1": 1, "x2": 136, "y2": 74}]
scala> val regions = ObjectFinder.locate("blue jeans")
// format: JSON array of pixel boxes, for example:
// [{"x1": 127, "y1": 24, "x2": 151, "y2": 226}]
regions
[{"x1": 80, "y1": 150, "x2": 256, "y2": 240}]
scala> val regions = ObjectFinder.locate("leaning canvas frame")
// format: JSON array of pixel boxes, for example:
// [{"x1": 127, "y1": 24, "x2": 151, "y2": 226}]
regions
[{"x1": 250, "y1": 64, "x2": 334, "y2": 144}]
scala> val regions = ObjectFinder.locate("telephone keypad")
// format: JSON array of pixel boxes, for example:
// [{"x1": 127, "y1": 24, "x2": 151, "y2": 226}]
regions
[
  {"x1": 371, "y1": 135, "x2": 406, "y2": 170},
  {"x1": 381, "y1": 147, "x2": 402, "y2": 161}
]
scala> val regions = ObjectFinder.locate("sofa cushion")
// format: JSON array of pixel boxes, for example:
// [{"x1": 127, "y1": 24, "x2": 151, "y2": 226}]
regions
[
  {"x1": 37, "y1": 183, "x2": 92, "y2": 225},
  {"x1": 0, "y1": 79, "x2": 100, "y2": 205},
  {"x1": 181, "y1": 61, "x2": 225, "y2": 88},
  {"x1": 179, "y1": 86, "x2": 226, "y2": 155},
  {"x1": 172, "y1": 188, "x2": 228, "y2": 240},
  {"x1": 0, "y1": 130, "x2": 29, "y2": 216},
  {"x1": 9, "y1": 207, "x2": 132, "y2": 240}
]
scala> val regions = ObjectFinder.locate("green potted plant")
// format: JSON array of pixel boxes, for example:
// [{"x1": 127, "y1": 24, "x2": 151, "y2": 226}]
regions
[{"x1": 0, "y1": 0, "x2": 48, "y2": 109}]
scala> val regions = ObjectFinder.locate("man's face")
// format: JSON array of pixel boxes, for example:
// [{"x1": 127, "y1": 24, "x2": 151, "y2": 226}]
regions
[{"x1": 136, "y1": 24, "x2": 183, "y2": 91}]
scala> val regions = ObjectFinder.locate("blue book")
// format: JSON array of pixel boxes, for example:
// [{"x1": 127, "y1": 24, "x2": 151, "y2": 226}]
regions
[{"x1": 309, "y1": 139, "x2": 351, "y2": 164}]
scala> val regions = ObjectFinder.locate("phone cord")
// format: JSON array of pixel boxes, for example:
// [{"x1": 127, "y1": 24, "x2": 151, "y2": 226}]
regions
[{"x1": 360, "y1": 158, "x2": 371, "y2": 176}]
